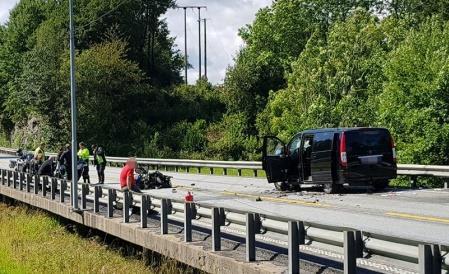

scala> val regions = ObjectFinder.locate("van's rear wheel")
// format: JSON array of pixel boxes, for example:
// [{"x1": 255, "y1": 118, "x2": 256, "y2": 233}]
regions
[
  {"x1": 373, "y1": 180, "x2": 389, "y2": 191},
  {"x1": 274, "y1": 182, "x2": 289, "y2": 191},
  {"x1": 323, "y1": 183, "x2": 342, "y2": 194}
]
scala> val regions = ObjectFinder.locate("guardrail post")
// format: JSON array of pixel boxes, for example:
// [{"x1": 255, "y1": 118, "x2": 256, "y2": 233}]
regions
[
  {"x1": 26, "y1": 174, "x2": 31, "y2": 193},
  {"x1": 246, "y1": 213, "x2": 256, "y2": 262},
  {"x1": 161, "y1": 198, "x2": 169, "y2": 235},
  {"x1": 212, "y1": 207, "x2": 221, "y2": 251},
  {"x1": 42, "y1": 176, "x2": 48, "y2": 197},
  {"x1": 60, "y1": 180, "x2": 66, "y2": 203},
  {"x1": 94, "y1": 186, "x2": 101, "y2": 213},
  {"x1": 298, "y1": 221, "x2": 305, "y2": 245},
  {"x1": 107, "y1": 189, "x2": 115, "y2": 218},
  {"x1": 419, "y1": 244, "x2": 432, "y2": 274},
  {"x1": 123, "y1": 191, "x2": 131, "y2": 223},
  {"x1": 34, "y1": 175, "x2": 40, "y2": 194},
  {"x1": 209, "y1": 168, "x2": 214, "y2": 175},
  {"x1": 7, "y1": 170, "x2": 11, "y2": 187},
  {"x1": 81, "y1": 184, "x2": 88, "y2": 210},
  {"x1": 219, "y1": 208, "x2": 226, "y2": 225},
  {"x1": 19, "y1": 173, "x2": 25, "y2": 191},
  {"x1": 223, "y1": 168, "x2": 227, "y2": 176},
  {"x1": 288, "y1": 221, "x2": 299, "y2": 274},
  {"x1": 237, "y1": 169, "x2": 242, "y2": 177},
  {"x1": 0, "y1": 169, "x2": 4, "y2": 185},
  {"x1": 344, "y1": 231, "x2": 357, "y2": 274},
  {"x1": 431, "y1": 244, "x2": 441, "y2": 273},
  {"x1": 354, "y1": 230, "x2": 363, "y2": 258},
  {"x1": 141, "y1": 195, "x2": 149, "y2": 228},
  {"x1": 186, "y1": 167, "x2": 190, "y2": 173},
  {"x1": 13, "y1": 171, "x2": 18, "y2": 189},
  {"x1": 444, "y1": 181, "x2": 448, "y2": 189},
  {"x1": 175, "y1": 166, "x2": 179, "y2": 172},
  {"x1": 184, "y1": 202, "x2": 192, "y2": 242},
  {"x1": 50, "y1": 178, "x2": 57, "y2": 200}
]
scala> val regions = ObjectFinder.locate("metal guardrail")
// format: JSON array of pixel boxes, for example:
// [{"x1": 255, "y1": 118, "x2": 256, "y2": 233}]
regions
[
  {"x1": 2, "y1": 147, "x2": 449, "y2": 185},
  {"x1": 0, "y1": 168, "x2": 447, "y2": 274}
]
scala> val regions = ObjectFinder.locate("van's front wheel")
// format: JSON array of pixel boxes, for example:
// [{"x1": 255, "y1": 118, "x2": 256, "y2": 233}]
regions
[
  {"x1": 323, "y1": 183, "x2": 342, "y2": 194},
  {"x1": 274, "y1": 182, "x2": 289, "y2": 191}
]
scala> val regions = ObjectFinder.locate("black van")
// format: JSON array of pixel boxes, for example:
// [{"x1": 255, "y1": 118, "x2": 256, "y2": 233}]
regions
[{"x1": 262, "y1": 128, "x2": 397, "y2": 193}]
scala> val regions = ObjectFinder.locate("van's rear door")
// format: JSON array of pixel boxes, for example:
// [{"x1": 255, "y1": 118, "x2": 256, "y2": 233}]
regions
[
  {"x1": 345, "y1": 129, "x2": 396, "y2": 180},
  {"x1": 262, "y1": 136, "x2": 288, "y2": 183}
]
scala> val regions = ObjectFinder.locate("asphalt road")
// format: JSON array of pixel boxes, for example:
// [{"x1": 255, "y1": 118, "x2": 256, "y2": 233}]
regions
[{"x1": 2, "y1": 154, "x2": 449, "y2": 273}]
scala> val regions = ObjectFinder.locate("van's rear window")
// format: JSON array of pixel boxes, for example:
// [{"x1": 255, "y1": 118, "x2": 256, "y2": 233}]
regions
[{"x1": 346, "y1": 130, "x2": 391, "y2": 156}]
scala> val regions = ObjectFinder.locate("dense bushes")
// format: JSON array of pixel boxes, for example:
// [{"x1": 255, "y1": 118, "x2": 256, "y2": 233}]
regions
[{"x1": 3, "y1": 0, "x2": 449, "y2": 171}]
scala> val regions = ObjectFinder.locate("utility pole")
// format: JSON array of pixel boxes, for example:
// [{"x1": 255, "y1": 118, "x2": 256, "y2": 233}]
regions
[
  {"x1": 197, "y1": 7, "x2": 202, "y2": 81},
  {"x1": 69, "y1": 0, "x2": 78, "y2": 210},
  {"x1": 183, "y1": 7, "x2": 188, "y2": 84},
  {"x1": 203, "y1": 18, "x2": 207, "y2": 80},
  {"x1": 175, "y1": 5, "x2": 206, "y2": 84}
]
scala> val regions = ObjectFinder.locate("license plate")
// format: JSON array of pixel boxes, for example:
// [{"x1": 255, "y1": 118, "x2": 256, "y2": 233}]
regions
[{"x1": 358, "y1": 155, "x2": 381, "y2": 165}]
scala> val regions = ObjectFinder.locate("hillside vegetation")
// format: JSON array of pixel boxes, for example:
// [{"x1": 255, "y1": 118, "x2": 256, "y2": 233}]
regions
[{"x1": 1, "y1": 0, "x2": 449, "y2": 173}]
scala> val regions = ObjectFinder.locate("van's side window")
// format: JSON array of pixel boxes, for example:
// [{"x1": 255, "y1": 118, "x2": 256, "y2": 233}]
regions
[{"x1": 313, "y1": 132, "x2": 334, "y2": 151}]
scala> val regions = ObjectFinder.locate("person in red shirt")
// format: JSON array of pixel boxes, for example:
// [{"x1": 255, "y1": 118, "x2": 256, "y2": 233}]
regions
[{"x1": 120, "y1": 158, "x2": 141, "y2": 192}]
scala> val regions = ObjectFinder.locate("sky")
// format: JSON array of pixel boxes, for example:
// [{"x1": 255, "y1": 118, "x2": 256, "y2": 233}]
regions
[{"x1": 0, "y1": 0, "x2": 272, "y2": 84}]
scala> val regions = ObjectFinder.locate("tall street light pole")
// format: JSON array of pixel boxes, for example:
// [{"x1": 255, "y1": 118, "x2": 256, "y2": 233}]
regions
[
  {"x1": 183, "y1": 7, "x2": 188, "y2": 84},
  {"x1": 69, "y1": 0, "x2": 79, "y2": 209},
  {"x1": 197, "y1": 7, "x2": 202, "y2": 81},
  {"x1": 203, "y1": 18, "x2": 207, "y2": 80}
]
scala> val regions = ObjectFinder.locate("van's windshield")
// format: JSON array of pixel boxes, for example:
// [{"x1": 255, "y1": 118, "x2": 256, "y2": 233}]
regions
[{"x1": 346, "y1": 129, "x2": 391, "y2": 156}]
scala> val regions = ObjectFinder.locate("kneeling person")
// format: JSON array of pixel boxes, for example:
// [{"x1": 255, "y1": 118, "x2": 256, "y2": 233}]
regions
[{"x1": 120, "y1": 158, "x2": 141, "y2": 193}]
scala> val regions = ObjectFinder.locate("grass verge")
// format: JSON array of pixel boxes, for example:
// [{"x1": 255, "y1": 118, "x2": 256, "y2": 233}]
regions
[{"x1": 0, "y1": 203, "x2": 189, "y2": 274}]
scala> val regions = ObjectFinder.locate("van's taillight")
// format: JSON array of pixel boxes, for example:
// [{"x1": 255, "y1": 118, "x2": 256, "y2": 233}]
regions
[
  {"x1": 391, "y1": 136, "x2": 397, "y2": 163},
  {"x1": 340, "y1": 132, "x2": 347, "y2": 168}
]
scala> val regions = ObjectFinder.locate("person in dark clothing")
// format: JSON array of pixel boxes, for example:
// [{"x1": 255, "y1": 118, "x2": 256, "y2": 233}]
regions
[
  {"x1": 60, "y1": 144, "x2": 73, "y2": 181},
  {"x1": 38, "y1": 156, "x2": 56, "y2": 176},
  {"x1": 92, "y1": 144, "x2": 107, "y2": 184}
]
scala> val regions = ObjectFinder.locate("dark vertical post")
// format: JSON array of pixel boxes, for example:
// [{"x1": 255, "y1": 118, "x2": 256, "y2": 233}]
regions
[
  {"x1": 19, "y1": 173, "x2": 25, "y2": 191},
  {"x1": 26, "y1": 174, "x2": 32, "y2": 193},
  {"x1": 13, "y1": 172, "x2": 18, "y2": 189},
  {"x1": 1, "y1": 169, "x2": 5, "y2": 185},
  {"x1": 94, "y1": 186, "x2": 101, "y2": 213},
  {"x1": 42, "y1": 176, "x2": 48, "y2": 197},
  {"x1": 344, "y1": 231, "x2": 357, "y2": 274},
  {"x1": 60, "y1": 180, "x2": 67, "y2": 203},
  {"x1": 123, "y1": 191, "x2": 130, "y2": 223},
  {"x1": 288, "y1": 221, "x2": 299, "y2": 274},
  {"x1": 51, "y1": 178, "x2": 57, "y2": 200},
  {"x1": 419, "y1": 244, "x2": 432, "y2": 274},
  {"x1": 161, "y1": 199, "x2": 169, "y2": 234},
  {"x1": 246, "y1": 213, "x2": 256, "y2": 262},
  {"x1": 212, "y1": 208, "x2": 221, "y2": 251},
  {"x1": 431, "y1": 244, "x2": 441, "y2": 274},
  {"x1": 7, "y1": 170, "x2": 11, "y2": 187},
  {"x1": 107, "y1": 189, "x2": 114, "y2": 218},
  {"x1": 184, "y1": 203, "x2": 192, "y2": 242},
  {"x1": 81, "y1": 184, "x2": 88, "y2": 210},
  {"x1": 141, "y1": 195, "x2": 148, "y2": 228},
  {"x1": 34, "y1": 175, "x2": 40, "y2": 194}
]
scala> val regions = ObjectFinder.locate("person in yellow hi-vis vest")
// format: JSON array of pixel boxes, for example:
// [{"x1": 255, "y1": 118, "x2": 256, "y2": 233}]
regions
[{"x1": 77, "y1": 142, "x2": 90, "y2": 184}]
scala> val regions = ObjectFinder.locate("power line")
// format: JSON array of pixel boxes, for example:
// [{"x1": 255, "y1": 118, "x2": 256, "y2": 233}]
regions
[{"x1": 78, "y1": 0, "x2": 130, "y2": 30}]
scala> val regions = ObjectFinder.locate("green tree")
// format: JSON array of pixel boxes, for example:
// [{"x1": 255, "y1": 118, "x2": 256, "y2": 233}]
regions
[{"x1": 379, "y1": 17, "x2": 449, "y2": 165}]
